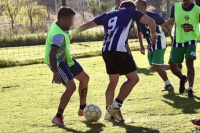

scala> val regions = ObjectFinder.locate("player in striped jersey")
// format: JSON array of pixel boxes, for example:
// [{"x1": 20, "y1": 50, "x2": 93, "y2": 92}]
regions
[
  {"x1": 72, "y1": 1, "x2": 157, "y2": 122},
  {"x1": 136, "y1": 0, "x2": 174, "y2": 92},
  {"x1": 168, "y1": 0, "x2": 200, "y2": 97}
]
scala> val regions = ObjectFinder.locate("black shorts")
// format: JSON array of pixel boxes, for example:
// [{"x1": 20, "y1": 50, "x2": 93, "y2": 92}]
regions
[{"x1": 102, "y1": 51, "x2": 137, "y2": 75}]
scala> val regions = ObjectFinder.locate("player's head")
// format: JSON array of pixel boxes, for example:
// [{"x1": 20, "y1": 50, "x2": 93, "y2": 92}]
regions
[
  {"x1": 136, "y1": 0, "x2": 147, "y2": 13},
  {"x1": 120, "y1": 1, "x2": 136, "y2": 9},
  {"x1": 182, "y1": 0, "x2": 192, "y2": 7},
  {"x1": 115, "y1": 0, "x2": 124, "y2": 8},
  {"x1": 57, "y1": 7, "x2": 75, "y2": 30}
]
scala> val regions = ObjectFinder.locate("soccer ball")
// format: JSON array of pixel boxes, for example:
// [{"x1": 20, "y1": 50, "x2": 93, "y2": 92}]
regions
[{"x1": 83, "y1": 104, "x2": 102, "y2": 122}]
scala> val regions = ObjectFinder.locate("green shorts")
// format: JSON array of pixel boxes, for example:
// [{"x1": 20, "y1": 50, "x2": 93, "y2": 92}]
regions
[
  {"x1": 169, "y1": 45, "x2": 196, "y2": 63},
  {"x1": 148, "y1": 49, "x2": 166, "y2": 67}
]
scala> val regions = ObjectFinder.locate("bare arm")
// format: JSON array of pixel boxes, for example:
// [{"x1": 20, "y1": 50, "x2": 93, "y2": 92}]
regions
[
  {"x1": 71, "y1": 20, "x2": 98, "y2": 35},
  {"x1": 49, "y1": 46, "x2": 59, "y2": 72},
  {"x1": 167, "y1": 18, "x2": 174, "y2": 26},
  {"x1": 138, "y1": 31, "x2": 145, "y2": 55},
  {"x1": 139, "y1": 15, "x2": 157, "y2": 43},
  {"x1": 161, "y1": 21, "x2": 173, "y2": 43},
  {"x1": 49, "y1": 46, "x2": 62, "y2": 84}
]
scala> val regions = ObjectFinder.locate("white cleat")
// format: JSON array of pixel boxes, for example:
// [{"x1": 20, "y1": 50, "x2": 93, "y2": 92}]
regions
[{"x1": 51, "y1": 116, "x2": 65, "y2": 127}]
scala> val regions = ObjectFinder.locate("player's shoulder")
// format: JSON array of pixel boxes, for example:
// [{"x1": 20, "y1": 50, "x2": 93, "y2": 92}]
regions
[{"x1": 147, "y1": 11, "x2": 159, "y2": 16}]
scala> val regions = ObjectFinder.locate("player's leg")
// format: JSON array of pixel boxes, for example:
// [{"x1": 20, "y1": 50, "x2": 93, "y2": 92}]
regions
[
  {"x1": 169, "y1": 47, "x2": 187, "y2": 94},
  {"x1": 185, "y1": 45, "x2": 196, "y2": 98},
  {"x1": 102, "y1": 52, "x2": 119, "y2": 120},
  {"x1": 106, "y1": 74, "x2": 119, "y2": 107},
  {"x1": 51, "y1": 62, "x2": 76, "y2": 127},
  {"x1": 74, "y1": 71, "x2": 89, "y2": 116},
  {"x1": 70, "y1": 58, "x2": 89, "y2": 116},
  {"x1": 150, "y1": 49, "x2": 173, "y2": 91},
  {"x1": 107, "y1": 52, "x2": 138, "y2": 122}
]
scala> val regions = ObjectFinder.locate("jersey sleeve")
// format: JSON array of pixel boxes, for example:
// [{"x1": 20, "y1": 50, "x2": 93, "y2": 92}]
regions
[
  {"x1": 51, "y1": 34, "x2": 65, "y2": 48},
  {"x1": 170, "y1": 5, "x2": 175, "y2": 18},
  {"x1": 154, "y1": 14, "x2": 165, "y2": 25},
  {"x1": 130, "y1": 9, "x2": 145, "y2": 22},
  {"x1": 94, "y1": 13, "x2": 106, "y2": 25}
]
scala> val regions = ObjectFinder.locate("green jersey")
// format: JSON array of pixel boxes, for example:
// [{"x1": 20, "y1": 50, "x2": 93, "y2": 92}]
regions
[{"x1": 44, "y1": 21, "x2": 74, "y2": 67}]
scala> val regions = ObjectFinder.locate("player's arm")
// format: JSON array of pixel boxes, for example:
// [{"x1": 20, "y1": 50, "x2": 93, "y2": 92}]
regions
[
  {"x1": 138, "y1": 31, "x2": 145, "y2": 55},
  {"x1": 167, "y1": 5, "x2": 175, "y2": 26},
  {"x1": 126, "y1": 44, "x2": 133, "y2": 57},
  {"x1": 161, "y1": 22, "x2": 173, "y2": 43},
  {"x1": 139, "y1": 15, "x2": 157, "y2": 43},
  {"x1": 71, "y1": 20, "x2": 98, "y2": 35},
  {"x1": 49, "y1": 46, "x2": 62, "y2": 84}
]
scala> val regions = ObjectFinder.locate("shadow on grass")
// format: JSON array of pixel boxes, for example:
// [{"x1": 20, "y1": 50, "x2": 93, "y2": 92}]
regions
[
  {"x1": 137, "y1": 67, "x2": 154, "y2": 76},
  {"x1": 162, "y1": 93, "x2": 200, "y2": 114},
  {"x1": 82, "y1": 121, "x2": 105, "y2": 133},
  {"x1": 111, "y1": 121, "x2": 160, "y2": 133}
]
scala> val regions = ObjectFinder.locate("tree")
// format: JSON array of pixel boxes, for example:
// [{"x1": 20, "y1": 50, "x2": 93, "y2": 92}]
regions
[
  {"x1": 196, "y1": 0, "x2": 200, "y2": 6},
  {"x1": 24, "y1": 1, "x2": 47, "y2": 27},
  {"x1": 62, "y1": 0, "x2": 66, "y2": 6},
  {"x1": 87, "y1": 0, "x2": 100, "y2": 17},
  {"x1": 1, "y1": 0, "x2": 24, "y2": 29},
  {"x1": 146, "y1": 0, "x2": 163, "y2": 13}
]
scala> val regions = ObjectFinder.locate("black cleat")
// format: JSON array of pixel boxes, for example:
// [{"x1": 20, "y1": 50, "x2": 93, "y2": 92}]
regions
[
  {"x1": 179, "y1": 75, "x2": 187, "y2": 94},
  {"x1": 162, "y1": 84, "x2": 174, "y2": 91}
]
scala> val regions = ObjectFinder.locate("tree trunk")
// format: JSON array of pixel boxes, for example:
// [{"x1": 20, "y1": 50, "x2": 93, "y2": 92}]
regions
[
  {"x1": 11, "y1": 19, "x2": 14, "y2": 29},
  {"x1": 62, "y1": 0, "x2": 66, "y2": 6},
  {"x1": 196, "y1": 0, "x2": 200, "y2": 6},
  {"x1": 30, "y1": 16, "x2": 33, "y2": 27}
]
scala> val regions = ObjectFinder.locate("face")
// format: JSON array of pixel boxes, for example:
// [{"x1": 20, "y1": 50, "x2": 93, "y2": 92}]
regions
[
  {"x1": 61, "y1": 15, "x2": 75, "y2": 30},
  {"x1": 136, "y1": 2, "x2": 146, "y2": 13},
  {"x1": 182, "y1": 0, "x2": 192, "y2": 6}
]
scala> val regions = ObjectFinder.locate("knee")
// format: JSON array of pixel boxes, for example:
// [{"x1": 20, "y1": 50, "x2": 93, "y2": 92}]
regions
[
  {"x1": 66, "y1": 81, "x2": 76, "y2": 94},
  {"x1": 170, "y1": 63, "x2": 177, "y2": 70},
  {"x1": 80, "y1": 73, "x2": 90, "y2": 83},
  {"x1": 128, "y1": 75, "x2": 139, "y2": 86},
  {"x1": 151, "y1": 65, "x2": 158, "y2": 72}
]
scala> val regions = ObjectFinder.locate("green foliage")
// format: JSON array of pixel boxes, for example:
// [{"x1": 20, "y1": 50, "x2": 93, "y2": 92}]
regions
[{"x1": 87, "y1": 0, "x2": 100, "y2": 16}]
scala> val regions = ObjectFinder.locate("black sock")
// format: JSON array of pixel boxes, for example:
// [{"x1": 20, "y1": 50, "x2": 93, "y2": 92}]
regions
[
  {"x1": 115, "y1": 98, "x2": 123, "y2": 104},
  {"x1": 106, "y1": 106, "x2": 108, "y2": 110},
  {"x1": 56, "y1": 113, "x2": 63, "y2": 117},
  {"x1": 80, "y1": 104, "x2": 86, "y2": 110}
]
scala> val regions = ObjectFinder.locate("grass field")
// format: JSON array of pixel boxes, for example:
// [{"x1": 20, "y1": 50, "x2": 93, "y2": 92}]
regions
[{"x1": 1, "y1": 47, "x2": 200, "y2": 133}]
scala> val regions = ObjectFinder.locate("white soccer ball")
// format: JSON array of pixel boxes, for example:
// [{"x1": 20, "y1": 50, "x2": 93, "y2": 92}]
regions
[{"x1": 83, "y1": 104, "x2": 102, "y2": 122}]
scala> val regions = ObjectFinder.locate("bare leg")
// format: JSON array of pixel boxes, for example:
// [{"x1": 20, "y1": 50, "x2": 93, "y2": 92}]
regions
[
  {"x1": 161, "y1": 64, "x2": 171, "y2": 71},
  {"x1": 170, "y1": 63, "x2": 183, "y2": 79},
  {"x1": 106, "y1": 74, "x2": 119, "y2": 106},
  {"x1": 74, "y1": 71, "x2": 89, "y2": 106},
  {"x1": 57, "y1": 80, "x2": 76, "y2": 115},
  {"x1": 186, "y1": 59, "x2": 195, "y2": 87},
  {"x1": 152, "y1": 65, "x2": 168, "y2": 81},
  {"x1": 117, "y1": 71, "x2": 139, "y2": 101}
]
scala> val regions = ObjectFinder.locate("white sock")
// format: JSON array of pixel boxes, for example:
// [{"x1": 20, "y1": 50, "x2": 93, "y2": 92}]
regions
[
  {"x1": 188, "y1": 86, "x2": 193, "y2": 90},
  {"x1": 164, "y1": 80, "x2": 171, "y2": 86},
  {"x1": 113, "y1": 100, "x2": 122, "y2": 109}
]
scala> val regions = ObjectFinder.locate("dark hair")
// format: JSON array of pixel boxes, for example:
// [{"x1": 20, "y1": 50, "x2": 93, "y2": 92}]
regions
[
  {"x1": 57, "y1": 7, "x2": 75, "y2": 20},
  {"x1": 120, "y1": 1, "x2": 136, "y2": 9},
  {"x1": 136, "y1": 0, "x2": 147, "y2": 7}
]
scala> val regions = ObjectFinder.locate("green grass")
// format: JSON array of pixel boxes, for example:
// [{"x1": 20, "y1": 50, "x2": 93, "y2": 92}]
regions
[{"x1": 1, "y1": 47, "x2": 200, "y2": 133}]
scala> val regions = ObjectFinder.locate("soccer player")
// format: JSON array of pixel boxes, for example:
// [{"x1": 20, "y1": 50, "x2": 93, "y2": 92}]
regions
[
  {"x1": 72, "y1": 1, "x2": 157, "y2": 122},
  {"x1": 167, "y1": 0, "x2": 200, "y2": 97},
  {"x1": 44, "y1": 7, "x2": 89, "y2": 127},
  {"x1": 191, "y1": 118, "x2": 200, "y2": 126},
  {"x1": 136, "y1": 0, "x2": 174, "y2": 91}
]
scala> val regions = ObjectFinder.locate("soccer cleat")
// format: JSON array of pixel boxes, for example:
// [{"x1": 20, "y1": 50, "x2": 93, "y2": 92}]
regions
[
  {"x1": 106, "y1": 105, "x2": 124, "y2": 122},
  {"x1": 104, "y1": 111, "x2": 113, "y2": 120},
  {"x1": 179, "y1": 75, "x2": 187, "y2": 94},
  {"x1": 187, "y1": 89, "x2": 194, "y2": 98},
  {"x1": 162, "y1": 84, "x2": 174, "y2": 91},
  {"x1": 191, "y1": 118, "x2": 200, "y2": 126},
  {"x1": 51, "y1": 116, "x2": 65, "y2": 127},
  {"x1": 78, "y1": 109, "x2": 84, "y2": 116}
]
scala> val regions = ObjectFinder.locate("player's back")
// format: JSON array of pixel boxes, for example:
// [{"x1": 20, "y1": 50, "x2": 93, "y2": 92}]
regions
[{"x1": 94, "y1": 8, "x2": 144, "y2": 52}]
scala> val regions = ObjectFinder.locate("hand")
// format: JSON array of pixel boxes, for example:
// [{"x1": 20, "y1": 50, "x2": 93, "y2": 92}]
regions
[
  {"x1": 170, "y1": 36, "x2": 174, "y2": 46},
  {"x1": 151, "y1": 33, "x2": 158, "y2": 44},
  {"x1": 167, "y1": 18, "x2": 175, "y2": 25},
  {"x1": 140, "y1": 45, "x2": 145, "y2": 55},
  {"x1": 52, "y1": 72, "x2": 62, "y2": 84}
]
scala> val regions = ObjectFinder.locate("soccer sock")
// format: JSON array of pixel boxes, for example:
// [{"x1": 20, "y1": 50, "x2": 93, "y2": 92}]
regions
[
  {"x1": 188, "y1": 86, "x2": 193, "y2": 90},
  {"x1": 106, "y1": 106, "x2": 108, "y2": 110},
  {"x1": 80, "y1": 104, "x2": 86, "y2": 110},
  {"x1": 113, "y1": 98, "x2": 123, "y2": 109},
  {"x1": 56, "y1": 107, "x2": 64, "y2": 117},
  {"x1": 164, "y1": 80, "x2": 171, "y2": 86}
]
